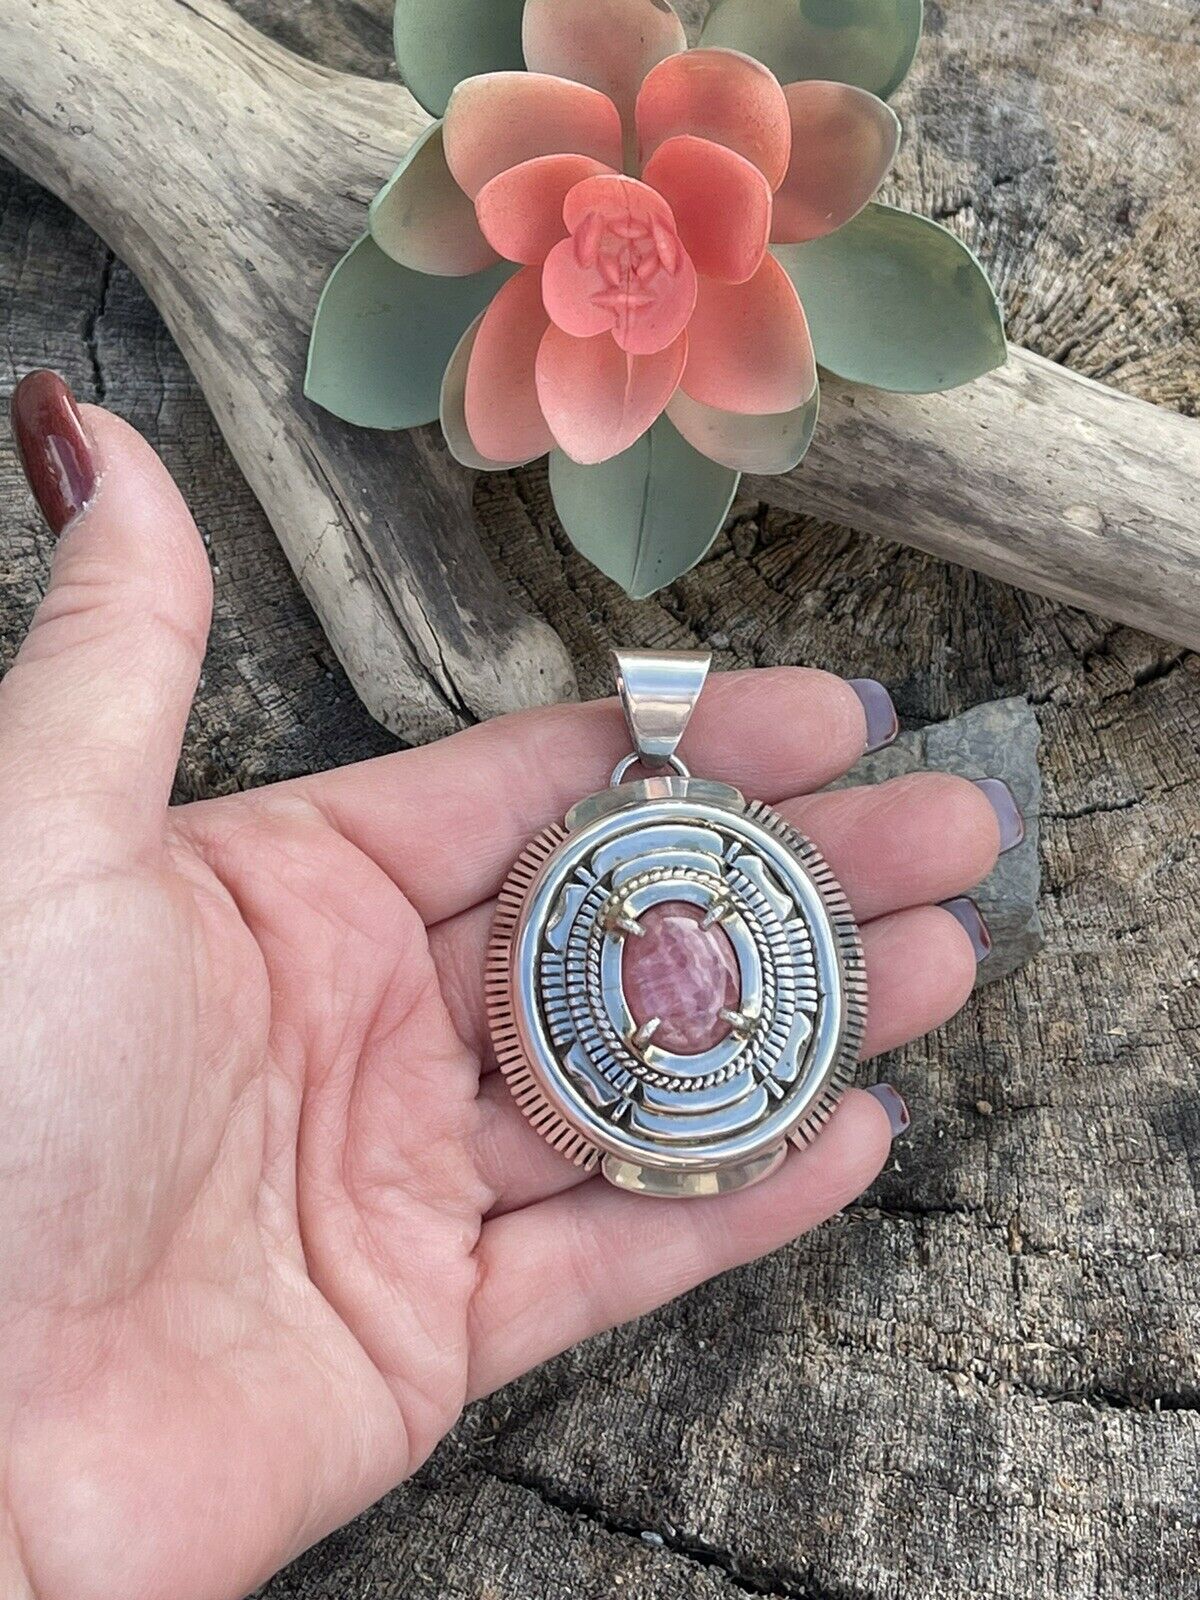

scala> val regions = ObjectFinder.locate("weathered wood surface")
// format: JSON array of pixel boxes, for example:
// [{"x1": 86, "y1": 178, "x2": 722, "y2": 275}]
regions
[
  {"x1": 2, "y1": 1, "x2": 1199, "y2": 1597},
  {"x1": 3, "y1": 0, "x2": 1200, "y2": 751},
  {"x1": 0, "y1": 0, "x2": 578, "y2": 741}
]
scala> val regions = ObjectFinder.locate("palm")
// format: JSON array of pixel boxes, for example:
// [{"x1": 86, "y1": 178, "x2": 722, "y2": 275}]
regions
[
  {"x1": 168, "y1": 796, "x2": 495, "y2": 1472},
  {"x1": 2, "y1": 403, "x2": 1002, "y2": 1600},
  {"x1": 11, "y1": 800, "x2": 506, "y2": 1599}
]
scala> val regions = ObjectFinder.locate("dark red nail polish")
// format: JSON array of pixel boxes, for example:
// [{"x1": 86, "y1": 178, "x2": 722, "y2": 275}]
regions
[{"x1": 9, "y1": 370, "x2": 96, "y2": 535}]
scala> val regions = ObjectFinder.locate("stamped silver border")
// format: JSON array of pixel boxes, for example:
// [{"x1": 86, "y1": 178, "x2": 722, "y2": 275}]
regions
[{"x1": 486, "y1": 778, "x2": 867, "y2": 1196}]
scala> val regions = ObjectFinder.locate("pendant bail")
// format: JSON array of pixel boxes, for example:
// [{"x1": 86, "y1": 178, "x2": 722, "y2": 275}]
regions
[{"x1": 612, "y1": 648, "x2": 711, "y2": 772}]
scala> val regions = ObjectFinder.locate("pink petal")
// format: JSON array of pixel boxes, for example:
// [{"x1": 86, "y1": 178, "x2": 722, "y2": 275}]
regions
[
  {"x1": 562, "y1": 173, "x2": 675, "y2": 238},
  {"x1": 522, "y1": 0, "x2": 687, "y2": 130},
  {"x1": 442, "y1": 315, "x2": 539, "y2": 469},
  {"x1": 444, "y1": 73, "x2": 624, "y2": 199},
  {"x1": 476, "y1": 154, "x2": 615, "y2": 265},
  {"x1": 636, "y1": 48, "x2": 791, "y2": 191},
  {"x1": 464, "y1": 267, "x2": 556, "y2": 462},
  {"x1": 642, "y1": 135, "x2": 771, "y2": 284},
  {"x1": 680, "y1": 253, "x2": 815, "y2": 415},
  {"x1": 545, "y1": 175, "x2": 697, "y2": 355},
  {"x1": 542, "y1": 238, "x2": 616, "y2": 340},
  {"x1": 536, "y1": 326, "x2": 687, "y2": 463},
  {"x1": 543, "y1": 238, "x2": 697, "y2": 356},
  {"x1": 772, "y1": 82, "x2": 901, "y2": 244},
  {"x1": 370, "y1": 122, "x2": 499, "y2": 277}
]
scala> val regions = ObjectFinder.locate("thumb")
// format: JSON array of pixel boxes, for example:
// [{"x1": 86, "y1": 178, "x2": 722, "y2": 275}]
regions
[{"x1": 3, "y1": 371, "x2": 213, "y2": 856}]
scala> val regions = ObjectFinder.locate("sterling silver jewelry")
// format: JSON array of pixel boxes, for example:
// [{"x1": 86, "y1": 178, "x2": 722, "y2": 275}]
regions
[{"x1": 487, "y1": 650, "x2": 866, "y2": 1198}]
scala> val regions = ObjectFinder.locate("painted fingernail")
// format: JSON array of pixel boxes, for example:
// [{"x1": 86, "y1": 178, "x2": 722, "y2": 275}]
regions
[
  {"x1": 866, "y1": 1082, "x2": 911, "y2": 1138},
  {"x1": 941, "y1": 895, "x2": 992, "y2": 962},
  {"x1": 847, "y1": 678, "x2": 898, "y2": 753},
  {"x1": 974, "y1": 778, "x2": 1026, "y2": 854},
  {"x1": 9, "y1": 370, "x2": 96, "y2": 536}
]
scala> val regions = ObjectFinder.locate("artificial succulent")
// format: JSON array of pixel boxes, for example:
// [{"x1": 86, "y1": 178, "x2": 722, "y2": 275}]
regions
[{"x1": 307, "y1": 0, "x2": 1004, "y2": 596}]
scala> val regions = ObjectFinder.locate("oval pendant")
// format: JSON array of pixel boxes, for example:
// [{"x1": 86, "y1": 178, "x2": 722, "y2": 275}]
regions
[{"x1": 487, "y1": 651, "x2": 867, "y2": 1198}]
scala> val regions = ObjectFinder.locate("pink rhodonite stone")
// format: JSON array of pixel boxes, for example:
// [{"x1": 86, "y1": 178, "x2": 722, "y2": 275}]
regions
[{"x1": 622, "y1": 901, "x2": 741, "y2": 1056}]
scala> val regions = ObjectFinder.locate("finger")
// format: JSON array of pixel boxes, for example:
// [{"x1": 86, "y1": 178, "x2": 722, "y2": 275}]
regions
[
  {"x1": 858, "y1": 902, "x2": 980, "y2": 1057},
  {"x1": 3, "y1": 374, "x2": 212, "y2": 854},
  {"x1": 473, "y1": 900, "x2": 980, "y2": 1216},
  {"x1": 466, "y1": 1087, "x2": 893, "y2": 1399},
  {"x1": 777, "y1": 770, "x2": 1002, "y2": 922},
  {"x1": 297, "y1": 666, "x2": 882, "y2": 923},
  {"x1": 431, "y1": 771, "x2": 998, "y2": 1063}
]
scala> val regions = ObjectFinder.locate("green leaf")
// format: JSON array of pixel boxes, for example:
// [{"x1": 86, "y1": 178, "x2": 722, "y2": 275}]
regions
[
  {"x1": 667, "y1": 384, "x2": 820, "y2": 474},
  {"x1": 394, "y1": 0, "x2": 527, "y2": 117},
  {"x1": 774, "y1": 204, "x2": 1006, "y2": 392},
  {"x1": 700, "y1": 0, "x2": 923, "y2": 101},
  {"x1": 305, "y1": 234, "x2": 514, "y2": 429},
  {"x1": 369, "y1": 122, "x2": 499, "y2": 277},
  {"x1": 549, "y1": 418, "x2": 740, "y2": 598}
]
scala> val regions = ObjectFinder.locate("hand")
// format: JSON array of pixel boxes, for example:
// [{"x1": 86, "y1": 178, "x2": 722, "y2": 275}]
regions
[{"x1": 1, "y1": 374, "x2": 1008, "y2": 1600}]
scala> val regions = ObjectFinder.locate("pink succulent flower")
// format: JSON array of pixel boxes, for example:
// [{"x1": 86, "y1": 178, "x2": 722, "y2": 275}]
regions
[
  {"x1": 413, "y1": 18, "x2": 898, "y2": 467},
  {"x1": 308, "y1": 0, "x2": 1004, "y2": 595}
]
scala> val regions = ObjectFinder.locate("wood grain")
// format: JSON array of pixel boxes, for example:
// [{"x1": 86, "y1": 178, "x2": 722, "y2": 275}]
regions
[
  {"x1": 1, "y1": 0, "x2": 1198, "y2": 745},
  {"x1": 0, "y1": 0, "x2": 576, "y2": 741},
  {"x1": 2, "y1": 0, "x2": 1199, "y2": 1597}
]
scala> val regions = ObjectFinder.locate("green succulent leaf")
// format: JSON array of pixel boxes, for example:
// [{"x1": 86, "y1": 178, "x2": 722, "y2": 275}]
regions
[
  {"x1": 667, "y1": 384, "x2": 820, "y2": 475},
  {"x1": 305, "y1": 234, "x2": 514, "y2": 429},
  {"x1": 369, "y1": 122, "x2": 499, "y2": 277},
  {"x1": 774, "y1": 204, "x2": 1006, "y2": 393},
  {"x1": 394, "y1": 0, "x2": 527, "y2": 117},
  {"x1": 549, "y1": 418, "x2": 740, "y2": 598},
  {"x1": 700, "y1": 0, "x2": 923, "y2": 102}
]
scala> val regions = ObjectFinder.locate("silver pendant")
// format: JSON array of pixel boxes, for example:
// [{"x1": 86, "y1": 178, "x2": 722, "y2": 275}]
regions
[{"x1": 488, "y1": 650, "x2": 866, "y2": 1198}]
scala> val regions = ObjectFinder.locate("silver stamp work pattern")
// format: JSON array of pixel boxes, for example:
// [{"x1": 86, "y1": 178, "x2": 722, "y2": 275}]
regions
[{"x1": 488, "y1": 778, "x2": 866, "y2": 1197}]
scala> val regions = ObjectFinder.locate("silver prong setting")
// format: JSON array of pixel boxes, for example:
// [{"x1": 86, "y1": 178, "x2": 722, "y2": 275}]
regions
[
  {"x1": 719, "y1": 1006, "x2": 758, "y2": 1039},
  {"x1": 630, "y1": 1017, "x2": 661, "y2": 1051},
  {"x1": 701, "y1": 894, "x2": 734, "y2": 929},
  {"x1": 604, "y1": 897, "x2": 645, "y2": 939}
]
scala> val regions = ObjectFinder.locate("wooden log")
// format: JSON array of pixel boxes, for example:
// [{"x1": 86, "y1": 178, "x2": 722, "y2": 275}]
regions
[
  {"x1": 749, "y1": 356, "x2": 1200, "y2": 649},
  {"x1": 0, "y1": 0, "x2": 577, "y2": 741},
  {"x1": 2, "y1": 0, "x2": 1198, "y2": 746}
]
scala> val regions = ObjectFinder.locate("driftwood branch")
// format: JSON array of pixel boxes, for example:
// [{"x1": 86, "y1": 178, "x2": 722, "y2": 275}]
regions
[
  {"x1": 0, "y1": 0, "x2": 577, "y2": 739},
  {"x1": 750, "y1": 357, "x2": 1200, "y2": 644},
  {"x1": 2, "y1": 0, "x2": 1197, "y2": 741}
]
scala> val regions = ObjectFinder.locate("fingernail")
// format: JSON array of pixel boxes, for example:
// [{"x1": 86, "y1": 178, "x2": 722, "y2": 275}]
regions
[
  {"x1": 866, "y1": 1082, "x2": 911, "y2": 1138},
  {"x1": 9, "y1": 370, "x2": 96, "y2": 536},
  {"x1": 974, "y1": 778, "x2": 1026, "y2": 854},
  {"x1": 941, "y1": 895, "x2": 992, "y2": 962},
  {"x1": 847, "y1": 678, "x2": 898, "y2": 753}
]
